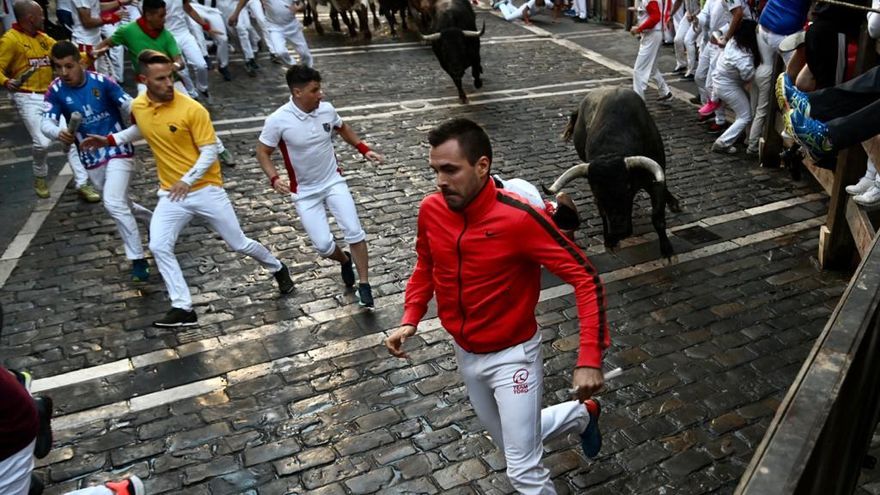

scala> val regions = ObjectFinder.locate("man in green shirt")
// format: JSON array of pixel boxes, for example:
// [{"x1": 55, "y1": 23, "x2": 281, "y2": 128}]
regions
[{"x1": 93, "y1": 0, "x2": 237, "y2": 166}]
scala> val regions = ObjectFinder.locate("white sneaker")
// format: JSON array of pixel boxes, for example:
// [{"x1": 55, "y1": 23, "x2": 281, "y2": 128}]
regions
[
  {"x1": 846, "y1": 177, "x2": 875, "y2": 195},
  {"x1": 711, "y1": 142, "x2": 737, "y2": 154},
  {"x1": 853, "y1": 184, "x2": 880, "y2": 207}
]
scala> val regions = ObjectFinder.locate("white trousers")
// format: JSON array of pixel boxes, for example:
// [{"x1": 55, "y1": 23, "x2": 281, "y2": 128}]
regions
[
  {"x1": 746, "y1": 25, "x2": 793, "y2": 149},
  {"x1": 499, "y1": 0, "x2": 538, "y2": 21},
  {"x1": 87, "y1": 158, "x2": 152, "y2": 260},
  {"x1": 293, "y1": 180, "x2": 365, "y2": 257},
  {"x1": 267, "y1": 20, "x2": 313, "y2": 67},
  {"x1": 0, "y1": 440, "x2": 33, "y2": 495},
  {"x1": 714, "y1": 78, "x2": 751, "y2": 147},
  {"x1": 673, "y1": 15, "x2": 696, "y2": 73},
  {"x1": 99, "y1": 21, "x2": 126, "y2": 81},
  {"x1": 173, "y1": 28, "x2": 210, "y2": 92},
  {"x1": 632, "y1": 30, "x2": 670, "y2": 100},
  {"x1": 149, "y1": 185, "x2": 282, "y2": 310},
  {"x1": 574, "y1": 0, "x2": 587, "y2": 19},
  {"x1": 14, "y1": 92, "x2": 88, "y2": 187},
  {"x1": 455, "y1": 331, "x2": 589, "y2": 495},
  {"x1": 246, "y1": 0, "x2": 274, "y2": 53},
  {"x1": 695, "y1": 42, "x2": 725, "y2": 124},
  {"x1": 189, "y1": 3, "x2": 230, "y2": 67}
]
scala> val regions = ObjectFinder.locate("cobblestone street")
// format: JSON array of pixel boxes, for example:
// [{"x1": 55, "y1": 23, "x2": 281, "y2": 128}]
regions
[{"x1": 0, "y1": 9, "x2": 858, "y2": 494}]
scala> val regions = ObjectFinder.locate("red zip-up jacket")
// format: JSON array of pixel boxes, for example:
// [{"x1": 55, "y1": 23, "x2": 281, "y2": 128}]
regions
[{"x1": 401, "y1": 179, "x2": 610, "y2": 368}]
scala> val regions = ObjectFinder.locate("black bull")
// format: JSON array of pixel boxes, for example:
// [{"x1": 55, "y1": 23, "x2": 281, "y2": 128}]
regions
[
  {"x1": 419, "y1": 0, "x2": 484, "y2": 104},
  {"x1": 543, "y1": 88, "x2": 681, "y2": 258}
]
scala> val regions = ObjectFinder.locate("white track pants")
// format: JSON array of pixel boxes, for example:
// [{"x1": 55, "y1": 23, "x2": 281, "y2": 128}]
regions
[
  {"x1": 574, "y1": 0, "x2": 587, "y2": 19},
  {"x1": 14, "y1": 92, "x2": 88, "y2": 187},
  {"x1": 100, "y1": 21, "x2": 126, "y2": 81},
  {"x1": 293, "y1": 180, "x2": 365, "y2": 257},
  {"x1": 673, "y1": 15, "x2": 696, "y2": 73},
  {"x1": 246, "y1": 0, "x2": 273, "y2": 53},
  {"x1": 172, "y1": 29, "x2": 210, "y2": 93},
  {"x1": 87, "y1": 158, "x2": 152, "y2": 260},
  {"x1": 149, "y1": 185, "x2": 282, "y2": 310},
  {"x1": 714, "y1": 79, "x2": 751, "y2": 147},
  {"x1": 632, "y1": 30, "x2": 670, "y2": 100},
  {"x1": 498, "y1": 0, "x2": 538, "y2": 21},
  {"x1": 455, "y1": 331, "x2": 590, "y2": 495},
  {"x1": 0, "y1": 440, "x2": 33, "y2": 495},
  {"x1": 695, "y1": 42, "x2": 725, "y2": 124},
  {"x1": 746, "y1": 25, "x2": 791, "y2": 149},
  {"x1": 266, "y1": 20, "x2": 313, "y2": 67}
]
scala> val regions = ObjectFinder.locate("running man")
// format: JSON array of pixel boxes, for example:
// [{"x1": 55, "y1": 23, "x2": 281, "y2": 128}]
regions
[
  {"x1": 228, "y1": 0, "x2": 311, "y2": 67},
  {"x1": 256, "y1": 65, "x2": 381, "y2": 307},
  {"x1": 82, "y1": 50, "x2": 294, "y2": 327},
  {"x1": 42, "y1": 40, "x2": 153, "y2": 282},
  {"x1": 0, "y1": 0, "x2": 99, "y2": 200},
  {"x1": 386, "y1": 118, "x2": 608, "y2": 494}
]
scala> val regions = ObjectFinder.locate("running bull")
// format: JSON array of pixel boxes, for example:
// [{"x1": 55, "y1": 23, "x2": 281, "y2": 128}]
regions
[
  {"x1": 419, "y1": 0, "x2": 484, "y2": 104},
  {"x1": 543, "y1": 88, "x2": 681, "y2": 258}
]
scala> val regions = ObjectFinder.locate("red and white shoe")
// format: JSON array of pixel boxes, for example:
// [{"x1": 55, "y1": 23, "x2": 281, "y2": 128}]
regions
[{"x1": 106, "y1": 475, "x2": 146, "y2": 495}]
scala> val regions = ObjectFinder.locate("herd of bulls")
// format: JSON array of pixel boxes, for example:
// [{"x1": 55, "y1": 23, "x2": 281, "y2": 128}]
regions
[{"x1": 304, "y1": 3, "x2": 678, "y2": 259}]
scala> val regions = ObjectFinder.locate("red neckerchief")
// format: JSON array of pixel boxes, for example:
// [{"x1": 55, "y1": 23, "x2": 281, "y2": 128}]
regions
[{"x1": 137, "y1": 17, "x2": 163, "y2": 39}]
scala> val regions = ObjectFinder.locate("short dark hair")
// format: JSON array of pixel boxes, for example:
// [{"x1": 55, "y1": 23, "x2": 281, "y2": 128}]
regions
[
  {"x1": 142, "y1": 0, "x2": 165, "y2": 13},
  {"x1": 286, "y1": 64, "x2": 321, "y2": 89},
  {"x1": 51, "y1": 40, "x2": 80, "y2": 61},
  {"x1": 137, "y1": 49, "x2": 172, "y2": 73},
  {"x1": 427, "y1": 118, "x2": 492, "y2": 166}
]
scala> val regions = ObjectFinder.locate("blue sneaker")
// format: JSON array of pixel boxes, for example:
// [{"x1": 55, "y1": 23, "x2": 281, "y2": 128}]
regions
[
  {"x1": 786, "y1": 109, "x2": 833, "y2": 161},
  {"x1": 580, "y1": 399, "x2": 602, "y2": 458},
  {"x1": 774, "y1": 72, "x2": 792, "y2": 111},
  {"x1": 775, "y1": 73, "x2": 810, "y2": 116},
  {"x1": 131, "y1": 259, "x2": 150, "y2": 282}
]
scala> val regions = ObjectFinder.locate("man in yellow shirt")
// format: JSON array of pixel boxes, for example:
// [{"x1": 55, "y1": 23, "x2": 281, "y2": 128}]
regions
[
  {"x1": 83, "y1": 49, "x2": 294, "y2": 327},
  {"x1": 0, "y1": 0, "x2": 99, "y2": 200}
]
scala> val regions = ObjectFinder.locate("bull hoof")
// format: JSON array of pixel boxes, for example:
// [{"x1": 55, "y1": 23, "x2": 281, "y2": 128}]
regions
[
  {"x1": 315, "y1": 23, "x2": 325, "y2": 35},
  {"x1": 363, "y1": 30, "x2": 372, "y2": 40},
  {"x1": 662, "y1": 255, "x2": 679, "y2": 266},
  {"x1": 459, "y1": 95, "x2": 469, "y2": 104},
  {"x1": 474, "y1": 78, "x2": 483, "y2": 89}
]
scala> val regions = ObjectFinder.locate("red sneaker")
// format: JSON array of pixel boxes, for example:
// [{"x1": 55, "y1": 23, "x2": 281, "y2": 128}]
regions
[{"x1": 105, "y1": 475, "x2": 145, "y2": 495}]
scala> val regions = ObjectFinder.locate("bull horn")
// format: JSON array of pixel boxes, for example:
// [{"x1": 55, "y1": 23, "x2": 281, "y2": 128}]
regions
[
  {"x1": 544, "y1": 163, "x2": 590, "y2": 194},
  {"x1": 462, "y1": 21, "x2": 485, "y2": 37},
  {"x1": 624, "y1": 156, "x2": 665, "y2": 183},
  {"x1": 420, "y1": 32, "x2": 442, "y2": 41}
]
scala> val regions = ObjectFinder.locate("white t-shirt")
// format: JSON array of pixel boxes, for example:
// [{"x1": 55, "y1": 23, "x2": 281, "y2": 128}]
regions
[
  {"x1": 71, "y1": 0, "x2": 101, "y2": 44},
  {"x1": 57, "y1": 0, "x2": 74, "y2": 13},
  {"x1": 259, "y1": 99, "x2": 346, "y2": 197},
  {"x1": 164, "y1": 0, "x2": 190, "y2": 35},
  {"x1": 263, "y1": 0, "x2": 299, "y2": 26}
]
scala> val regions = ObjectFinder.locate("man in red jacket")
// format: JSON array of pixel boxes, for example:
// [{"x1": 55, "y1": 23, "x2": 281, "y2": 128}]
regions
[{"x1": 385, "y1": 118, "x2": 609, "y2": 494}]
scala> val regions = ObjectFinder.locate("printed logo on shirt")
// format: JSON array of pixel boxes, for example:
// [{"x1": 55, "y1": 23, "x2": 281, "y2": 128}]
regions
[
  {"x1": 92, "y1": 87, "x2": 101, "y2": 100},
  {"x1": 322, "y1": 122, "x2": 331, "y2": 133},
  {"x1": 513, "y1": 368, "x2": 529, "y2": 394}
]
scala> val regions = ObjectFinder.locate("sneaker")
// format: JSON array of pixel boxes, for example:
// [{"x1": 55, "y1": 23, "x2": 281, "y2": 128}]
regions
[
  {"x1": 244, "y1": 59, "x2": 257, "y2": 77},
  {"x1": 775, "y1": 72, "x2": 797, "y2": 112},
  {"x1": 198, "y1": 89, "x2": 213, "y2": 104},
  {"x1": 77, "y1": 183, "x2": 101, "y2": 203},
  {"x1": 131, "y1": 259, "x2": 150, "y2": 282},
  {"x1": 153, "y1": 308, "x2": 198, "y2": 327},
  {"x1": 689, "y1": 95, "x2": 702, "y2": 105},
  {"x1": 562, "y1": 7, "x2": 576, "y2": 15},
  {"x1": 711, "y1": 142, "x2": 737, "y2": 154},
  {"x1": 786, "y1": 109, "x2": 833, "y2": 161},
  {"x1": 218, "y1": 148, "x2": 236, "y2": 167},
  {"x1": 854, "y1": 184, "x2": 880, "y2": 207},
  {"x1": 357, "y1": 282, "x2": 374, "y2": 308},
  {"x1": 672, "y1": 65, "x2": 686, "y2": 73},
  {"x1": 105, "y1": 475, "x2": 146, "y2": 495},
  {"x1": 340, "y1": 251, "x2": 356, "y2": 287},
  {"x1": 682, "y1": 73, "x2": 695, "y2": 80},
  {"x1": 218, "y1": 65, "x2": 232, "y2": 81},
  {"x1": 698, "y1": 99, "x2": 722, "y2": 116},
  {"x1": 580, "y1": 399, "x2": 602, "y2": 458},
  {"x1": 34, "y1": 177, "x2": 50, "y2": 198},
  {"x1": 10, "y1": 369, "x2": 32, "y2": 391},
  {"x1": 274, "y1": 262, "x2": 295, "y2": 294},
  {"x1": 572, "y1": 15, "x2": 588, "y2": 22},
  {"x1": 270, "y1": 53, "x2": 282, "y2": 65},
  {"x1": 697, "y1": 113, "x2": 713, "y2": 123},
  {"x1": 657, "y1": 92, "x2": 673, "y2": 102},
  {"x1": 846, "y1": 177, "x2": 876, "y2": 195},
  {"x1": 745, "y1": 145, "x2": 759, "y2": 156},
  {"x1": 29, "y1": 473, "x2": 44, "y2": 495},
  {"x1": 33, "y1": 395, "x2": 53, "y2": 459}
]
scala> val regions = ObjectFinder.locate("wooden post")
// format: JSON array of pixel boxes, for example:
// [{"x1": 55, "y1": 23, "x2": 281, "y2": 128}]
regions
[{"x1": 759, "y1": 56, "x2": 786, "y2": 168}]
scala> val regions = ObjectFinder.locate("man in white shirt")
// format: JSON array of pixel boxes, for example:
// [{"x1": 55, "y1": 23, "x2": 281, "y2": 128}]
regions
[
  {"x1": 256, "y1": 65, "x2": 381, "y2": 307},
  {"x1": 164, "y1": 0, "x2": 215, "y2": 99},
  {"x1": 71, "y1": 0, "x2": 128, "y2": 76},
  {"x1": 228, "y1": 0, "x2": 311, "y2": 66}
]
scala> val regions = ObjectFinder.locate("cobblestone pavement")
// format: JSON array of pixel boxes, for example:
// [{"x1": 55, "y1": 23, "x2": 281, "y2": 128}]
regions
[{"x1": 0, "y1": 9, "x2": 859, "y2": 494}]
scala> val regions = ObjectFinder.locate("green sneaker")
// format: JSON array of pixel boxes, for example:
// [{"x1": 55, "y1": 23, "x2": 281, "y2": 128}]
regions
[
  {"x1": 34, "y1": 177, "x2": 50, "y2": 198},
  {"x1": 218, "y1": 148, "x2": 236, "y2": 167},
  {"x1": 77, "y1": 183, "x2": 101, "y2": 203}
]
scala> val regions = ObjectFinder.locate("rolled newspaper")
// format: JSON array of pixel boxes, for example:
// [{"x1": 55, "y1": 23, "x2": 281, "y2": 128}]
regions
[
  {"x1": 567, "y1": 367, "x2": 623, "y2": 396},
  {"x1": 63, "y1": 111, "x2": 83, "y2": 152},
  {"x1": 17, "y1": 66, "x2": 38, "y2": 85}
]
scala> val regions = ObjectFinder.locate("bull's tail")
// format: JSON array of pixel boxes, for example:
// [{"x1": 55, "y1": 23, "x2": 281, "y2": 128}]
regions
[{"x1": 561, "y1": 110, "x2": 578, "y2": 142}]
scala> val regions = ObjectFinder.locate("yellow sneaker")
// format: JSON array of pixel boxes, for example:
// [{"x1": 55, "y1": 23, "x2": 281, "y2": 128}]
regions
[
  {"x1": 34, "y1": 177, "x2": 50, "y2": 198},
  {"x1": 77, "y1": 183, "x2": 101, "y2": 203}
]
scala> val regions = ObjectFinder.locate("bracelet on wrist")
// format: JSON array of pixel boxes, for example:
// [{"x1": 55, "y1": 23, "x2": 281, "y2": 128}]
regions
[
  {"x1": 106, "y1": 133, "x2": 117, "y2": 146},
  {"x1": 270, "y1": 175, "x2": 280, "y2": 187},
  {"x1": 355, "y1": 142, "x2": 370, "y2": 155}
]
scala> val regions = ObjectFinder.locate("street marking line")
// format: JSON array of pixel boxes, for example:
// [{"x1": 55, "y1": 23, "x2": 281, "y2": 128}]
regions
[
  {"x1": 44, "y1": 214, "x2": 825, "y2": 434},
  {"x1": 0, "y1": 163, "x2": 74, "y2": 289}
]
